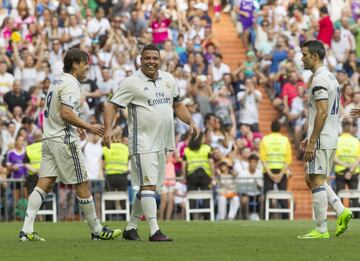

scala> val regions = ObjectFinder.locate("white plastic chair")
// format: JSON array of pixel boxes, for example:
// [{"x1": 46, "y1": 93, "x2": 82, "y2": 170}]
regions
[
  {"x1": 37, "y1": 192, "x2": 57, "y2": 222},
  {"x1": 265, "y1": 190, "x2": 294, "y2": 220},
  {"x1": 338, "y1": 189, "x2": 360, "y2": 214},
  {"x1": 185, "y1": 190, "x2": 214, "y2": 221},
  {"x1": 101, "y1": 191, "x2": 130, "y2": 222}
]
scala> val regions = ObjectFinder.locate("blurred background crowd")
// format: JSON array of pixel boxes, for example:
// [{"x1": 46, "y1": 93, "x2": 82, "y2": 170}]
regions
[{"x1": 0, "y1": 0, "x2": 359, "y2": 222}]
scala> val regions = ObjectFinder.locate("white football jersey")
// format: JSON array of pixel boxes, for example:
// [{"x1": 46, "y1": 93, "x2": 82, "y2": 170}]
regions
[
  {"x1": 111, "y1": 69, "x2": 180, "y2": 155},
  {"x1": 43, "y1": 73, "x2": 81, "y2": 144},
  {"x1": 307, "y1": 66, "x2": 340, "y2": 149}
]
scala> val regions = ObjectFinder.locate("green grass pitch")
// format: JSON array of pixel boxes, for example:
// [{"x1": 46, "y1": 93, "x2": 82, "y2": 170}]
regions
[{"x1": 2, "y1": 220, "x2": 360, "y2": 261}]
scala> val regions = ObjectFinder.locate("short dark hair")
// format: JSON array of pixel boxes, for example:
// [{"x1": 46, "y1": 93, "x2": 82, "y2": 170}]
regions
[
  {"x1": 141, "y1": 44, "x2": 160, "y2": 56},
  {"x1": 319, "y1": 6, "x2": 328, "y2": 14},
  {"x1": 213, "y1": 52, "x2": 223, "y2": 59},
  {"x1": 302, "y1": 40, "x2": 326, "y2": 61},
  {"x1": 63, "y1": 49, "x2": 89, "y2": 73},
  {"x1": 248, "y1": 153, "x2": 259, "y2": 161},
  {"x1": 188, "y1": 132, "x2": 203, "y2": 151},
  {"x1": 271, "y1": 120, "x2": 281, "y2": 132},
  {"x1": 22, "y1": 116, "x2": 33, "y2": 125},
  {"x1": 342, "y1": 120, "x2": 352, "y2": 132}
]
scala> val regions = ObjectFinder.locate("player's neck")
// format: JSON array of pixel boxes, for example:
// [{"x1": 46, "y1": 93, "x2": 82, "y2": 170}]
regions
[
  {"x1": 68, "y1": 71, "x2": 80, "y2": 82},
  {"x1": 311, "y1": 62, "x2": 323, "y2": 73},
  {"x1": 141, "y1": 68, "x2": 158, "y2": 81}
]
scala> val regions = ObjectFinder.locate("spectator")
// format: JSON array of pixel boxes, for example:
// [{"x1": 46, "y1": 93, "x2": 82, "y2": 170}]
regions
[
  {"x1": 237, "y1": 153, "x2": 263, "y2": 220},
  {"x1": 286, "y1": 86, "x2": 308, "y2": 159},
  {"x1": 331, "y1": 29, "x2": 350, "y2": 64},
  {"x1": 0, "y1": 121, "x2": 17, "y2": 161},
  {"x1": 334, "y1": 120, "x2": 360, "y2": 213},
  {"x1": 149, "y1": 7, "x2": 172, "y2": 49},
  {"x1": 237, "y1": 78, "x2": 262, "y2": 131},
  {"x1": 4, "y1": 80, "x2": 31, "y2": 114},
  {"x1": 24, "y1": 130, "x2": 42, "y2": 194},
  {"x1": 317, "y1": 6, "x2": 333, "y2": 47},
  {"x1": 82, "y1": 132, "x2": 104, "y2": 218},
  {"x1": 260, "y1": 121, "x2": 292, "y2": 219},
  {"x1": 235, "y1": 0, "x2": 258, "y2": 50},
  {"x1": 211, "y1": 52, "x2": 230, "y2": 91},
  {"x1": 87, "y1": 7, "x2": 110, "y2": 40},
  {"x1": 102, "y1": 127, "x2": 129, "y2": 192},
  {"x1": 64, "y1": 15, "x2": 85, "y2": 49},
  {"x1": 182, "y1": 133, "x2": 214, "y2": 219},
  {"x1": 173, "y1": 177, "x2": 187, "y2": 220},
  {"x1": 233, "y1": 146, "x2": 251, "y2": 177},
  {"x1": 207, "y1": 116, "x2": 233, "y2": 156},
  {"x1": 217, "y1": 158, "x2": 239, "y2": 220},
  {"x1": 0, "y1": 61, "x2": 14, "y2": 103},
  {"x1": 238, "y1": 123, "x2": 262, "y2": 151},
  {"x1": 6, "y1": 135, "x2": 28, "y2": 204},
  {"x1": 159, "y1": 152, "x2": 176, "y2": 221},
  {"x1": 273, "y1": 71, "x2": 306, "y2": 116},
  {"x1": 12, "y1": 41, "x2": 44, "y2": 92}
]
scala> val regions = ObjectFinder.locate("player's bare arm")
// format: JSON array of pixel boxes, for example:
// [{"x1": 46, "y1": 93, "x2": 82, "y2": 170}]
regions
[
  {"x1": 103, "y1": 102, "x2": 119, "y2": 148},
  {"x1": 60, "y1": 104, "x2": 105, "y2": 137},
  {"x1": 304, "y1": 99, "x2": 328, "y2": 161},
  {"x1": 173, "y1": 101, "x2": 200, "y2": 139}
]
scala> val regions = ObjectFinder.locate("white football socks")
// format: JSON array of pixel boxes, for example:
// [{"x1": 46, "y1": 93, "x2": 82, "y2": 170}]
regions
[
  {"x1": 140, "y1": 190, "x2": 159, "y2": 236},
  {"x1": 324, "y1": 182, "x2": 345, "y2": 216},
  {"x1": 126, "y1": 192, "x2": 143, "y2": 231},
  {"x1": 77, "y1": 196, "x2": 102, "y2": 235},
  {"x1": 312, "y1": 186, "x2": 328, "y2": 233},
  {"x1": 22, "y1": 186, "x2": 47, "y2": 234}
]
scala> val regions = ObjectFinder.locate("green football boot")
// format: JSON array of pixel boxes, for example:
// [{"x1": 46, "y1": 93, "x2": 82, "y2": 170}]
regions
[
  {"x1": 336, "y1": 208, "x2": 353, "y2": 237},
  {"x1": 91, "y1": 226, "x2": 122, "y2": 240},
  {"x1": 298, "y1": 229, "x2": 330, "y2": 239},
  {"x1": 19, "y1": 231, "x2": 46, "y2": 242}
]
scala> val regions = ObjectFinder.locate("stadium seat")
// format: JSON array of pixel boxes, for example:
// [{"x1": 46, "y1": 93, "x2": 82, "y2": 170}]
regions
[
  {"x1": 101, "y1": 191, "x2": 130, "y2": 222},
  {"x1": 338, "y1": 189, "x2": 360, "y2": 214},
  {"x1": 265, "y1": 191, "x2": 294, "y2": 220},
  {"x1": 185, "y1": 190, "x2": 215, "y2": 221},
  {"x1": 37, "y1": 192, "x2": 57, "y2": 223}
]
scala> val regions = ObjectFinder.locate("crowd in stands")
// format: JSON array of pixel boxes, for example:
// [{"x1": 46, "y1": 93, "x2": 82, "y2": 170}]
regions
[{"x1": 0, "y1": 0, "x2": 359, "y2": 221}]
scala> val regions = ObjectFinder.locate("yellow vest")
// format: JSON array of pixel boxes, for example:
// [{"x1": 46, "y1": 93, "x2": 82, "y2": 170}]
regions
[
  {"x1": 102, "y1": 143, "x2": 129, "y2": 175},
  {"x1": 184, "y1": 144, "x2": 212, "y2": 176},
  {"x1": 25, "y1": 142, "x2": 42, "y2": 175},
  {"x1": 335, "y1": 133, "x2": 360, "y2": 174},
  {"x1": 260, "y1": 133, "x2": 291, "y2": 169}
]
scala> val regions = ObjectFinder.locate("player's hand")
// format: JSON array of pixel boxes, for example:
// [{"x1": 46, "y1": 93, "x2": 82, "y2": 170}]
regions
[
  {"x1": 89, "y1": 124, "x2": 105, "y2": 137},
  {"x1": 103, "y1": 130, "x2": 112, "y2": 149},
  {"x1": 300, "y1": 138, "x2": 308, "y2": 152},
  {"x1": 304, "y1": 141, "x2": 315, "y2": 162},
  {"x1": 350, "y1": 108, "x2": 360, "y2": 118},
  {"x1": 77, "y1": 128, "x2": 86, "y2": 140},
  {"x1": 189, "y1": 121, "x2": 200, "y2": 139}
]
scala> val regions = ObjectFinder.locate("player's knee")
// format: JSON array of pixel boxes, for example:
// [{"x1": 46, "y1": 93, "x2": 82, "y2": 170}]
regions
[
  {"x1": 140, "y1": 185, "x2": 157, "y2": 191},
  {"x1": 37, "y1": 177, "x2": 56, "y2": 193},
  {"x1": 307, "y1": 174, "x2": 325, "y2": 189}
]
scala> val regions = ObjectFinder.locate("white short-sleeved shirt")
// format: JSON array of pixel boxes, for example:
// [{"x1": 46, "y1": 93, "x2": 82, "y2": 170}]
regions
[
  {"x1": 237, "y1": 90, "x2": 262, "y2": 125},
  {"x1": 43, "y1": 73, "x2": 81, "y2": 144},
  {"x1": 212, "y1": 63, "x2": 230, "y2": 82},
  {"x1": 111, "y1": 69, "x2": 181, "y2": 155},
  {"x1": 307, "y1": 66, "x2": 340, "y2": 149}
]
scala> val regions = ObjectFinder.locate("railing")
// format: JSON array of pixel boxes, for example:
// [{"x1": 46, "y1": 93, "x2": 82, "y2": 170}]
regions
[{"x1": 0, "y1": 176, "x2": 281, "y2": 222}]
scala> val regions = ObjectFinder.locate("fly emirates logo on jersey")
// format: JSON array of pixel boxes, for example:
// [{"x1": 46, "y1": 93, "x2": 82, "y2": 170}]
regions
[{"x1": 147, "y1": 91, "x2": 171, "y2": 106}]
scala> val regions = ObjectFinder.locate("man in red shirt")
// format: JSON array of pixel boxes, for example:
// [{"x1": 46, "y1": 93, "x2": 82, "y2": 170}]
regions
[
  {"x1": 281, "y1": 71, "x2": 305, "y2": 114},
  {"x1": 317, "y1": 6, "x2": 334, "y2": 47}
]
